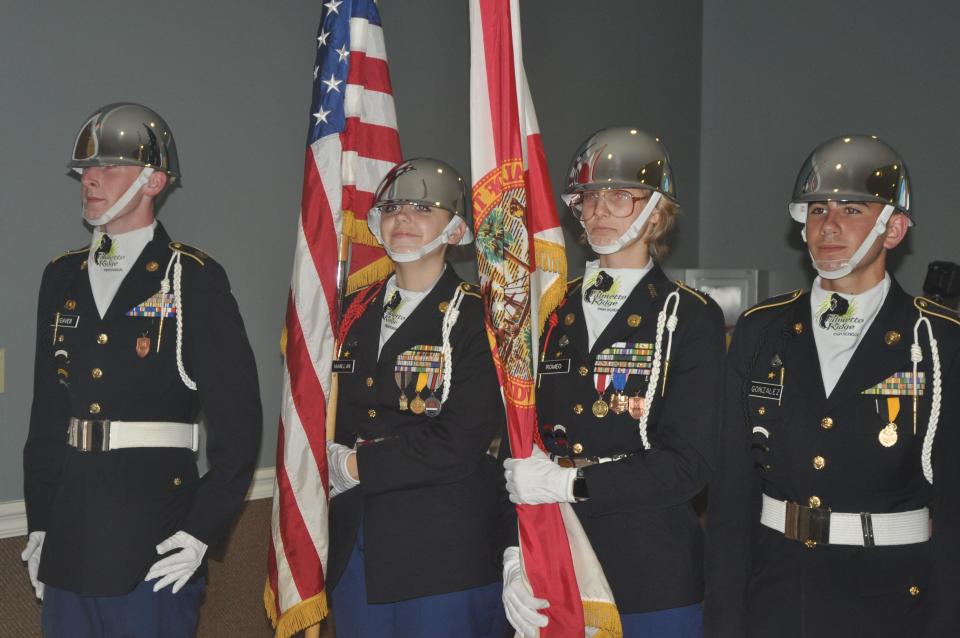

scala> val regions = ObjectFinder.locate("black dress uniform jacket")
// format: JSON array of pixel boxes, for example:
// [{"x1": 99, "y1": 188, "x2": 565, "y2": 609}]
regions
[
  {"x1": 23, "y1": 223, "x2": 262, "y2": 596},
  {"x1": 705, "y1": 279, "x2": 960, "y2": 638},
  {"x1": 535, "y1": 264, "x2": 725, "y2": 614},
  {"x1": 327, "y1": 267, "x2": 511, "y2": 604}
]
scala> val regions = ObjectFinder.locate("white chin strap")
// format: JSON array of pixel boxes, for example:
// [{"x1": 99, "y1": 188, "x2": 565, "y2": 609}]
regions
[
  {"x1": 586, "y1": 191, "x2": 662, "y2": 255},
  {"x1": 367, "y1": 212, "x2": 471, "y2": 263},
  {"x1": 83, "y1": 167, "x2": 155, "y2": 227},
  {"x1": 801, "y1": 204, "x2": 896, "y2": 280}
]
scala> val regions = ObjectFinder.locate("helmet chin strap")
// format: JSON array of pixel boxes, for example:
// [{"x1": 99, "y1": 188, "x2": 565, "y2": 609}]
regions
[
  {"x1": 586, "y1": 191, "x2": 662, "y2": 255},
  {"x1": 368, "y1": 213, "x2": 468, "y2": 263},
  {"x1": 803, "y1": 204, "x2": 896, "y2": 280},
  {"x1": 83, "y1": 167, "x2": 155, "y2": 227}
]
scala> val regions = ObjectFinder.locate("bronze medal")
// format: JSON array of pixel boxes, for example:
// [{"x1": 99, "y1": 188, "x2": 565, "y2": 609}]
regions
[
  {"x1": 398, "y1": 394, "x2": 409, "y2": 411},
  {"x1": 136, "y1": 334, "x2": 151, "y2": 358},
  {"x1": 610, "y1": 392, "x2": 629, "y2": 415},
  {"x1": 592, "y1": 398, "x2": 609, "y2": 418},
  {"x1": 410, "y1": 395, "x2": 426, "y2": 415},
  {"x1": 424, "y1": 395, "x2": 442, "y2": 417},
  {"x1": 628, "y1": 396, "x2": 645, "y2": 419},
  {"x1": 878, "y1": 423, "x2": 898, "y2": 447}
]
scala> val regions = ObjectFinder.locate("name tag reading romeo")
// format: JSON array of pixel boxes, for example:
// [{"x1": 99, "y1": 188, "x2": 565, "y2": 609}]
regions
[
  {"x1": 332, "y1": 359, "x2": 355, "y2": 374},
  {"x1": 540, "y1": 359, "x2": 571, "y2": 375},
  {"x1": 749, "y1": 381, "x2": 783, "y2": 403}
]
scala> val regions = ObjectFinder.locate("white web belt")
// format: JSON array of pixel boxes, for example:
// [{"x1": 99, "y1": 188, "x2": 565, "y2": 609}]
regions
[{"x1": 67, "y1": 418, "x2": 199, "y2": 452}]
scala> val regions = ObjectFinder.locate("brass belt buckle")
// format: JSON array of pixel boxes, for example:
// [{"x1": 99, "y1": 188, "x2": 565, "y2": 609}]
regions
[{"x1": 784, "y1": 501, "x2": 831, "y2": 546}]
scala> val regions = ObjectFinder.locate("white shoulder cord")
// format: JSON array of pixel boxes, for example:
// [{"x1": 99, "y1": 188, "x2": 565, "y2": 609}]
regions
[
  {"x1": 439, "y1": 286, "x2": 466, "y2": 403},
  {"x1": 161, "y1": 251, "x2": 198, "y2": 391},
  {"x1": 913, "y1": 314, "x2": 942, "y2": 484},
  {"x1": 636, "y1": 291, "x2": 681, "y2": 450}
]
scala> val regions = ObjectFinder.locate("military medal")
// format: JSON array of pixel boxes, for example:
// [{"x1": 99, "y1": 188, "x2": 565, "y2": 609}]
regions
[
  {"x1": 424, "y1": 369, "x2": 442, "y2": 417},
  {"x1": 395, "y1": 372, "x2": 410, "y2": 411},
  {"x1": 410, "y1": 372, "x2": 428, "y2": 414},
  {"x1": 880, "y1": 397, "x2": 900, "y2": 447},
  {"x1": 628, "y1": 395, "x2": 645, "y2": 419},
  {"x1": 136, "y1": 332, "x2": 151, "y2": 358},
  {"x1": 592, "y1": 372, "x2": 610, "y2": 418},
  {"x1": 610, "y1": 370, "x2": 629, "y2": 414}
]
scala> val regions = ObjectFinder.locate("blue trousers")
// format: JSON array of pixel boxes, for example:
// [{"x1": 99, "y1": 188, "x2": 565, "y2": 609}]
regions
[
  {"x1": 42, "y1": 579, "x2": 204, "y2": 638},
  {"x1": 331, "y1": 526, "x2": 508, "y2": 638},
  {"x1": 621, "y1": 602, "x2": 703, "y2": 638}
]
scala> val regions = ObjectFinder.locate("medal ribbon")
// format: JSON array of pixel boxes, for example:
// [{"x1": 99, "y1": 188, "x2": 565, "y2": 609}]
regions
[
  {"x1": 612, "y1": 369, "x2": 628, "y2": 393},
  {"x1": 887, "y1": 396, "x2": 900, "y2": 424},
  {"x1": 594, "y1": 373, "x2": 609, "y2": 395},
  {"x1": 415, "y1": 372, "x2": 428, "y2": 395}
]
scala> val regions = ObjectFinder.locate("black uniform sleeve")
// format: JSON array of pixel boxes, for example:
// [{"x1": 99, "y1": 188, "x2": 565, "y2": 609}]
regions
[
  {"x1": 925, "y1": 342, "x2": 960, "y2": 636},
  {"x1": 23, "y1": 263, "x2": 72, "y2": 533},
  {"x1": 178, "y1": 260, "x2": 263, "y2": 547},
  {"x1": 703, "y1": 317, "x2": 762, "y2": 638},
  {"x1": 579, "y1": 299, "x2": 725, "y2": 514},
  {"x1": 357, "y1": 311, "x2": 504, "y2": 496}
]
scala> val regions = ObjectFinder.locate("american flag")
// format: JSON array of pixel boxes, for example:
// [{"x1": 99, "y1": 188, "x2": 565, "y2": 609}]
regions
[{"x1": 265, "y1": 1, "x2": 401, "y2": 636}]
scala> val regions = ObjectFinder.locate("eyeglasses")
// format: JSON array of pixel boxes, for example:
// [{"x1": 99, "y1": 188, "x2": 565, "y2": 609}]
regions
[
  {"x1": 378, "y1": 203, "x2": 438, "y2": 217},
  {"x1": 571, "y1": 189, "x2": 650, "y2": 221}
]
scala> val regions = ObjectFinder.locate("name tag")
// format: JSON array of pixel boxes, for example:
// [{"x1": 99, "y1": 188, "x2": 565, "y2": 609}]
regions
[
  {"x1": 51, "y1": 315, "x2": 80, "y2": 329},
  {"x1": 540, "y1": 359, "x2": 571, "y2": 375},
  {"x1": 749, "y1": 381, "x2": 783, "y2": 402},
  {"x1": 332, "y1": 359, "x2": 355, "y2": 374}
]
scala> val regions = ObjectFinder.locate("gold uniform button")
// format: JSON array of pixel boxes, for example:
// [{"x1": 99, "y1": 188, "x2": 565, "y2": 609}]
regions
[
  {"x1": 367, "y1": 409, "x2": 376, "y2": 418},
  {"x1": 808, "y1": 495, "x2": 822, "y2": 509},
  {"x1": 627, "y1": 314, "x2": 641, "y2": 328},
  {"x1": 909, "y1": 585, "x2": 920, "y2": 597},
  {"x1": 57, "y1": 334, "x2": 65, "y2": 343},
  {"x1": 439, "y1": 301, "x2": 449, "y2": 313},
  {"x1": 564, "y1": 313, "x2": 576, "y2": 326},
  {"x1": 767, "y1": 371, "x2": 777, "y2": 379},
  {"x1": 812, "y1": 455, "x2": 826, "y2": 470},
  {"x1": 793, "y1": 322, "x2": 804, "y2": 335},
  {"x1": 821, "y1": 417, "x2": 834, "y2": 430},
  {"x1": 804, "y1": 539, "x2": 817, "y2": 549},
  {"x1": 573, "y1": 404, "x2": 584, "y2": 415},
  {"x1": 80, "y1": 260, "x2": 88, "y2": 270},
  {"x1": 89, "y1": 402, "x2": 101, "y2": 415},
  {"x1": 365, "y1": 377, "x2": 374, "y2": 387},
  {"x1": 173, "y1": 477, "x2": 183, "y2": 487},
  {"x1": 757, "y1": 406, "x2": 767, "y2": 416},
  {"x1": 64, "y1": 299, "x2": 77, "y2": 311},
  {"x1": 173, "y1": 242, "x2": 182, "y2": 248},
  {"x1": 918, "y1": 299, "x2": 928, "y2": 308},
  {"x1": 97, "y1": 333, "x2": 109, "y2": 345},
  {"x1": 884, "y1": 330, "x2": 901, "y2": 345},
  {"x1": 572, "y1": 443, "x2": 584, "y2": 454},
  {"x1": 578, "y1": 366, "x2": 589, "y2": 377},
  {"x1": 146, "y1": 261, "x2": 160, "y2": 272},
  {"x1": 91, "y1": 368, "x2": 103, "y2": 379}
]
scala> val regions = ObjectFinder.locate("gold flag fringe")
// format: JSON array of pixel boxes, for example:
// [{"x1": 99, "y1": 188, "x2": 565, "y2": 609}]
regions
[
  {"x1": 534, "y1": 238, "x2": 567, "y2": 277},
  {"x1": 341, "y1": 210, "x2": 382, "y2": 247},
  {"x1": 264, "y1": 580, "x2": 330, "y2": 638},
  {"x1": 346, "y1": 256, "x2": 394, "y2": 294},
  {"x1": 279, "y1": 326, "x2": 288, "y2": 358},
  {"x1": 583, "y1": 599, "x2": 624, "y2": 638}
]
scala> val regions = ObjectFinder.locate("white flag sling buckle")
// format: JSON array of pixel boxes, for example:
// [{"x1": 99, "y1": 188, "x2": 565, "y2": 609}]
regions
[
  {"x1": 67, "y1": 417, "x2": 199, "y2": 452},
  {"x1": 761, "y1": 494, "x2": 929, "y2": 547}
]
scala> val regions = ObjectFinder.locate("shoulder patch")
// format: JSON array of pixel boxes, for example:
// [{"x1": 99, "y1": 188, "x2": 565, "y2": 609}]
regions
[
  {"x1": 458, "y1": 282, "x2": 482, "y2": 299},
  {"x1": 915, "y1": 296, "x2": 960, "y2": 327},
  {"x1": 169, "y1": 242, "x2": 207, "y2": 266},
  {"x1": 673, "y1": 280, "x2": 708, "y2": 305},
  {"x1": 744, "y1": 289, "x2": 804, "y2": 317},
  {"x1": 51, "y1": 246, "x2": 88, "y2": 264}
]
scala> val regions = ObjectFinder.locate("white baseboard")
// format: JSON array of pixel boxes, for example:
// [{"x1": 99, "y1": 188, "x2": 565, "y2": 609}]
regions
[{"x1": 0, "y1": 466, "x2": 277, "y2": 540}]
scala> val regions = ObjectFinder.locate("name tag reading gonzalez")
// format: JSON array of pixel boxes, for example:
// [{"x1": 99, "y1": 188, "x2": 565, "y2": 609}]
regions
[{"x1": 749, "y1": 381, "x2": 783, "y2": 403}]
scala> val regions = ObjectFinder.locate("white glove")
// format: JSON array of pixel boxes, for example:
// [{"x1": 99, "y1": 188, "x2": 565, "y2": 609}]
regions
[
  {"x1": 145, "y1": 531, "x2": 208, "y2": 593},
  {"x1": 21, "y1": 531, "x2": 46, "y2": 600},
  {"x1": 504, "y1": 446, "x2": 576, "y2": 505},
  {"x1": 502, "y1": 546, "x2": 549, "y2": 637},
  {"x1": 327, "y1": 441, "x2": 360, "y2": 498}
]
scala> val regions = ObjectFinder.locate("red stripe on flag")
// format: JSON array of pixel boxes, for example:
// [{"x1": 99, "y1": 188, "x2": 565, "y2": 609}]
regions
[
  {"x1": 341, "y1": 119, "x2": 402, "y2": 164},
  {"x1": 346, "y1": 51, "x2": 393, "y2": 94},
  {"x1": 299, "y1": 151, "x2": 340, "y2": 317},
  {"x1": 275, "y1": 418, "x2": 325, "y2": 599},
  {"x1": 524, "y1": 132, "x2": 559, "y2": 241},
  {"x1": 479, "y1": 0, "x2": 522, "y2": 165}
]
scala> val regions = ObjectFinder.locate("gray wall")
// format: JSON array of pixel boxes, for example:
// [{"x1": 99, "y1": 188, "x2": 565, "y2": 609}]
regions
[
  {"x1": 0, "y1": 1, "x2": 703, "y2": 502},
  {"x1": 699, "y1": 0, "x2": 960, "y2": 294}
]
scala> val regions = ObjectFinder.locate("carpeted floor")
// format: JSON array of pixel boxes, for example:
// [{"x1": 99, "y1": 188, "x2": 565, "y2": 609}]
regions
[{"x1": 0, "y1": 498, "x2": 334, "y2": 637}]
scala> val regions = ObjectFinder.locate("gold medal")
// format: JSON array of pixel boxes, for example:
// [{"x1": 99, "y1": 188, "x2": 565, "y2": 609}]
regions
[
  {"x1": 136, "y1": 333, "x2": 151, "y2": 358},
  {"x1": 410, "y1": 395, "x2": 426, "y2": 414},
  {"x1": 592, "y1": 399, "x2": 609, "y2": 418},
  {"x1": 628, "y1": 396, "x2": 645, "y2": 419},
  {"x1": 610, "y1": 392, "x2": 629, "y2": 415},
  {"x1": 398, "y1": 394, "x2": 409, "y2": 411},
  {"x1": 879, "y1": 423, "x2": 898, "y2": 447}
]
